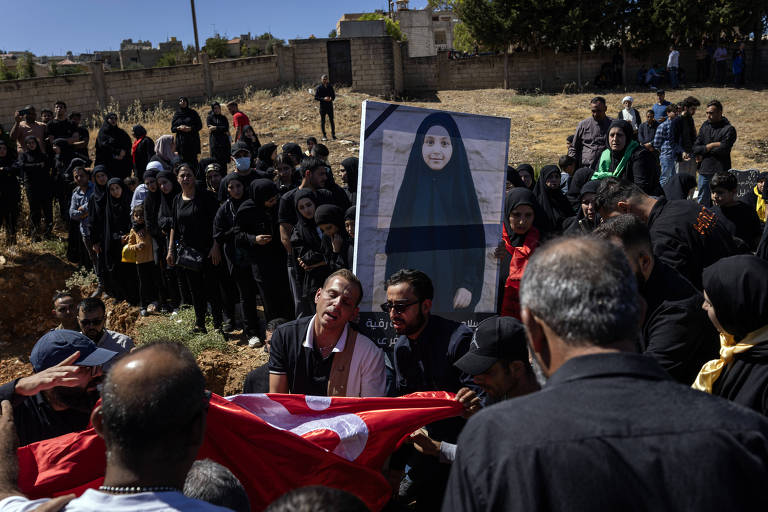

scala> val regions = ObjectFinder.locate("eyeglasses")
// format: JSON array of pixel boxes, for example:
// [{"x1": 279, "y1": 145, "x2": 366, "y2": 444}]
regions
[
  {"x1": 79, "y1": 318, "x2": 103, "y2": 326},
  {"x1": 380, "y1": 301, "x2": 420, "y2": 314}
]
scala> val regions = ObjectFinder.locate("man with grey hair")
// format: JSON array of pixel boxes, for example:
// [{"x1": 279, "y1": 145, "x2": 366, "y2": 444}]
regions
[
  {"x1": 314, "y1": 74, "x2": 336, "y2": 141},
  {"x1": 184, "y1": 459, "x2": 250, "y2": 512},
  {"x1": 444, "y1": 237, "x2": 768, "y2": 512}
]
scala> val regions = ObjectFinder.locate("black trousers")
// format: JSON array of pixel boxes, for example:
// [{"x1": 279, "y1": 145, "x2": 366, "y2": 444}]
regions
[
  {"x1": 253, "y1": 258, "x2": 294, "y2": 322},
  {"x1": 136, "y1": 262, "x2": 159, "y2": 309},
  {"x1": 25, "y1": 184, "x2": 53, "y2": 236},
  {"x1": 178, "y1": 260, "x2": 222, "y2": 329},
  {"x1": 54, "y1": 181, "x2": 73, "y2": 223},
  {"x1": 320, "y1": 106, "x2": 335, "y2": 137},
  {"x1": 0, "y1": 198, "x2": 20, "y2": 242},
  {"x1": 232, "y1": 265, "x2": 266, "y2": 339}
]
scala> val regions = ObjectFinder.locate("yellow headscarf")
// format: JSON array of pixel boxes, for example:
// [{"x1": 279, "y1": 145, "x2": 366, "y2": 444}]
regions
[
  {"x1": 755, "y1": 185, "x2": 766, "y2": 223},
  {"x1": 693, "y1": 324, "x2": 768, "y2": 393}
]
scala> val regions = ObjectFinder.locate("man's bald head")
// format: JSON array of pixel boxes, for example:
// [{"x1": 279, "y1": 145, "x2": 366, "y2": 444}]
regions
[
  {"x1": 99, "y1": 342, "x2": 207, "y2": 470},
  {"x1": 519, "y1": 236, "x2": 641, "y2": 347}
]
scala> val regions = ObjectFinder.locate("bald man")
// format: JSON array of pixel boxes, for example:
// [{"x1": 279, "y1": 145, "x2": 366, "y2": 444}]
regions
[{"x1": 0, "y1": 342, "x2": 230, "y2": 511}]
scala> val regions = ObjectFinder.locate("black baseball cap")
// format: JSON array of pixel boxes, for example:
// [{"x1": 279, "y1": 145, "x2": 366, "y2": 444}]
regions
[
  {"x1": 455, "y1": 316, "x2": 529, "y2": 375},
  {"x1": 231, "y1": 141, "x2": 251, "y2": 156},
  {"x1": 30, "y1": 329, "x2": 118, "y2": 373}
]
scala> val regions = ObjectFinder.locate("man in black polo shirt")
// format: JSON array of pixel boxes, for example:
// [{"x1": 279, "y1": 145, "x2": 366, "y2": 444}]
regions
[
  {"x1": 384, "y1": 269, "x2": 481, "y2": 511},
  {"x1": 445, "y1": 237, "x2": 768, "y2": 512},
  {"x1": 594, "y1": 214, "x2": 719, "y2": 384},
  {"x1": 0, "y1": 329, "x2": 116, "y2": 446},
  {"x1": 595, "y1": 177, "x2": 738, "y2": 289},
  {"x1": 268, "y1": 269, "x2": 386, "y2": 397}
]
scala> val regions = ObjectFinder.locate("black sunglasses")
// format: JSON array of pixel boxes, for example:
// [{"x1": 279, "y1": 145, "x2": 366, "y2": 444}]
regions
[
  {"x1": 79, "y1": 318, "x2": 103, "y2": 326},
  {"x1": 380, "y1": 301, "x2": 420, "y2": 314}
]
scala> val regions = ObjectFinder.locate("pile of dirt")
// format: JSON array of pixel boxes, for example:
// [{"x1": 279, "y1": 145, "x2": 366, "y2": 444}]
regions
[
  {"x1": 197, "y1": 342, "x2": 269, "y2": 396},
  {"x1": 0, "y1": 249, "x2": 78, "y2": 383}
]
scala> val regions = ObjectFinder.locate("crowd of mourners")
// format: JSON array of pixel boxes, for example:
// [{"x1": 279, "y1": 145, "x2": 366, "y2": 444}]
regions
[{"x1": 2, "y1": 82, "x2": 768, "y2": 512}]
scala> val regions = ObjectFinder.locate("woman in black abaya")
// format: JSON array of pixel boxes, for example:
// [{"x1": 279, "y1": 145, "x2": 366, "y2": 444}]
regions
[
  {"x1": 93, "y1": 178, "x2": 135, "y2": 301},
  {"x1": 95, "y1": 113, "x2": 132, "y2": 179},
  {"x1": 694, "y1": 255, "x2": 768, "y2": 415},
  {"x1": 533, "y1": 164, "x2": 575, "y2": 233},
  {"x1": 171, "y1": 97, "x2": 203, "y2": 168},
  {"x1": 385, "y1": 112, "x2": 485, "y2": 313},
  {"x1": 206, "y1": 102, "x2": 231, "y2": 170}
]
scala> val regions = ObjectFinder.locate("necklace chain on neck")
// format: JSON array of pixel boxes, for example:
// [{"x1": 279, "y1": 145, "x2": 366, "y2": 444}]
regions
[{"x1": 99, "y1": 485, "x2": 178, "y2": 494}]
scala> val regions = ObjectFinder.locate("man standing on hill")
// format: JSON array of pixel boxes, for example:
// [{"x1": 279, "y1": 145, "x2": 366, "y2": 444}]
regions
[
  {"x1": 314, "y1": 74, "x2": 336, "y2": 141},
  {"x1": 693, "y1": 100, "x2": 737, "y2": 207},
  {"x1": 568, "y1": 97, "x2": 612, "y2": 169},
  {"x1": 226, "y1": 101, "x2": 250, "y2": 142}
]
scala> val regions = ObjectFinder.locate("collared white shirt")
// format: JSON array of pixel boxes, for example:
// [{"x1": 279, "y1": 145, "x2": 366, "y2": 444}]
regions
[{"x1": 303, "y1": 314, "x2": 348, "y2": 355}]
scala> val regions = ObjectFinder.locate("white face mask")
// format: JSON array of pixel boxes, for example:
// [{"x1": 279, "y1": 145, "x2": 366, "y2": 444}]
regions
[{"x1": 235, "y1": 157, "x2": 251, "y2": 171}]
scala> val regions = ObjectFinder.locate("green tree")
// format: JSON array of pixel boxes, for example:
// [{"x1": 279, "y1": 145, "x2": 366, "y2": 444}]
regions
[
  {"x1": 329, "y1": 29, "x2": 337, "y2": 38},
  {"x1": 452, "y1": 22, "x2": 474, "y2": 53},
  {"x1": 358, "y1": 13, "x2": 406, "y2": 41},
  {"x1": 16, "y1": 55, "x2": 35, "y2": 79},
  {"x1": 0, "y1": 59, "x2": 17, "y2": 80},
  {"x1": 204, "y1": 34, "x2": 229, "y2": 59}
]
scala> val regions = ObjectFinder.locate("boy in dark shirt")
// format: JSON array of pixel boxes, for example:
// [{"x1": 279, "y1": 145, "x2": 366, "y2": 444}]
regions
[{"x1": 711, "y1": 171, "x2": 762, "y2": 251}]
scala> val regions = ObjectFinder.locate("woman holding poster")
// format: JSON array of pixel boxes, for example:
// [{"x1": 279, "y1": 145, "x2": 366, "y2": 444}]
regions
[{"x1": 384, "y1": 112, "x2": 485, "y2": 313}]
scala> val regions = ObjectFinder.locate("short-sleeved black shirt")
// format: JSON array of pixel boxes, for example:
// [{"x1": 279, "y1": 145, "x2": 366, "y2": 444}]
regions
[
  {"x1": 268, "y1": 316, "x2": 336, "y2": 396},
  {"x1": 172, "y1": 190, "x2": 219, "y2": 253},
  {"x1": 46, "y1": 119, "x2": 75, "y2": 140}
]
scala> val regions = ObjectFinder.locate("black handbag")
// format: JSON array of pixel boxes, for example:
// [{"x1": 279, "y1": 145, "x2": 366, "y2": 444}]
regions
[{"x1": 175, "y1": 243, "x2": 204, "y2": 271}]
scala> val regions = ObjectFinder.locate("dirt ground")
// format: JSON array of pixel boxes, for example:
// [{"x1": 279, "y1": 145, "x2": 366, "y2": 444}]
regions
[{"x1": 2, "y1": 85, "x2": 766, "y2": 392}]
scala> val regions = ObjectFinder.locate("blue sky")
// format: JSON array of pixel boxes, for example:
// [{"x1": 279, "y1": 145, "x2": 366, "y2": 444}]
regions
[{"x1": 4, "y1": 0, "x2": 429, "y2": 56}]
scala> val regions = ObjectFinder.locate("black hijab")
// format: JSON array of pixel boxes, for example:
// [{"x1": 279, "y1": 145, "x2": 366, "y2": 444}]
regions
[
  {"x1": 256, "y1": 143, "x2": 277, "y2": 171},
  {"x1": 132, "y1": 124, "x2": 147, "y2": 139},
  {"x1": 225, "y1": 173, "x2": 248, "y2": 211},
  {"x1": 503, "y1": 188, "x2": 550, "y2": 247},
  {"x1": 20, "y1": 135, "x2": 45, "y2": 164},
  {"x1": 703, "y1": 255, "x2": 768, "y2": 341},
  {"x1": 314, "y1": 204, "x2": 345, "y2": 229},
  {"x1": 0, "y1": 140, "x2": 13, "y2": 166},
  {"x1": 251, "y1": 178, "x2": 278, "y2": 208},
  {"x1": 281, "y1": 143, "x2": 303, "y2": 166},
  {"x1": 206, "y1": 102, "x2": 229, "y2": 142},
  {"x1": 345, "y1": 205, "x2": 356, "y2": 222},
  {"x1": 506, "y1": 165, "x2": 524, "y2": 188},
  {"x1": 533, "y1": 164, "x2": 574, "y2": 231},
  {"x1": 567, "y1": 166, "x2": 595, "y2": 208},
  {"x1": 295, "y1": 188, "x2": 318, "y2": 229},
  {"x1": 516, "y1": 164, "x2": 536, "y2": 190},
  {"x1": 576, "y1": 179, "x2": 601, "y2": 221},
  {"x1": 342, "y1": 157, "x2": 359, "y2": 191}
]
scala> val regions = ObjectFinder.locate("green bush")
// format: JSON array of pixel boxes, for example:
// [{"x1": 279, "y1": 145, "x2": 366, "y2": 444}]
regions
[{"x1": 136, "y1": 308, "x2": 230, "y2": 356}]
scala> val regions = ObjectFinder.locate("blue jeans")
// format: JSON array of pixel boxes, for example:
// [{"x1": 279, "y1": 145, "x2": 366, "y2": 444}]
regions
[
  {"x1": 698, "y1": 174, "x2": 712, "y2": 207},
  {"x1": 668, "y1": 67, "x2": 679, "y2": 88},
  {"x1": 659, "y1": 155, "x2": 676, "y2": 187}
]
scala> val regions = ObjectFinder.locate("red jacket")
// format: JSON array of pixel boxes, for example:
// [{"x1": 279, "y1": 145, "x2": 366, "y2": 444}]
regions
[{"x1": 501, "y1": 225, "x2": 540, "y2": 319}]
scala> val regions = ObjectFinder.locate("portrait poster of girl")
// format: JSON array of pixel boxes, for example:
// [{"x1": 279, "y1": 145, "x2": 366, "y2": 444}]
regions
[{"x1": 355, "y1": 101, "x2": 510, "y2": 323}]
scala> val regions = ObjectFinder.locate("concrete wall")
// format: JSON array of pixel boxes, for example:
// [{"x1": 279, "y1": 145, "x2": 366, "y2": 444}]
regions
[
  {"x1": 0, "y1": 73, "x2": 96, "y2": 123},
  {"x1": 351, "y1": 37, "x2": 396, "y2": 96},
  {"x1": 339, "y1": 20, "x2": 386, "y2": 38},
  {"x1": 291, "y1": 39, "x2": 329, "y2": 85}
]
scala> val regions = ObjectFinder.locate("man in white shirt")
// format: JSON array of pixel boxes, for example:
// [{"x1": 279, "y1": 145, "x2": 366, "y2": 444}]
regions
[
  {"x1": 0, "y1": 342, "x2": 230, "y2": 511},
  {"x1": 268, "y1": 269, "x2": 386, "y2": 397},
  {"x1": 667, "y1": 45, "x2": 680, "y2": 88}
]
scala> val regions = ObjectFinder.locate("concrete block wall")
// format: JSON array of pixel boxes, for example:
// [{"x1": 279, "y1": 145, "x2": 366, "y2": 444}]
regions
[
  {"x1": 210, "y1": 55, "x2": 280, "y2": 96},
  {"x1": 401, "y1": 51, "x2": 439, "y2": 93},
  {"x1": 0, "y1": 73, "x2": 95, "y2": 125},
  {"x1": 392, "y1": 40, "x2": 404, "y2": 95},
  {"x1": 291, "y1": 39, "x2": 329, "y2": 85},
  {"x1": 104, "y1": 64, "x2": 206, "y2": 109},
  {"x1": 350, "y1": 37, "x2": 395, "y2": 96}
]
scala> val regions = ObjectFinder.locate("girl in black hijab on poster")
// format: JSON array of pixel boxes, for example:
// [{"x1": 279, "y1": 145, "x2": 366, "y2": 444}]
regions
[
  {"x1": 206, "y1": 102, "x2": 231, "y2": 170},
  {"x1": 171, "y1": 97, "x2": 203, "y2": 168},
  {"x1": 290, "y1": 189, "x2": 330, "y2": 316},
  {"x1": 385, "y1": 112, "x2": 485, "y2": 313},
  {"x1": 563, "y1": 179, "x2": 601, "y2": 234},
  {"x1": 95, "y1": 113, "x2": 132, "y2": 179},
  {"x1": 533, "y1": 164, "x2": 574, "y2": 233},
  {"x1": 167, "y1": 163, "x2": 223, "y2": 333},
  {"x1": 694, "y1": 255, "x2": 768, "y2": 415}
]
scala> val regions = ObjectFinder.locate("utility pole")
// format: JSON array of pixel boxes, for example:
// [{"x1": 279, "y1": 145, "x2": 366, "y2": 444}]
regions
[{"x1": 190, "y1": 0, "x2": 201, "y2": 53}]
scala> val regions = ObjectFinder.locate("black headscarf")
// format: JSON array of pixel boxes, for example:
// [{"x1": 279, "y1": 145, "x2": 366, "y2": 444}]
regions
[
  {"x1": 342, "y1": 157, "x2": 359, "y2": 191},
  {"x1": 533, "y1": 164, "x2": 574, "y2": 231},
  {"x1": 103, "y1": 177, "x2": 131, "y2": 268},
  {"x1": 282, "y1": 143, "x2": 303, "y2": 166},
  {"x1": 503, "y1": 188, "x2": 550, "y2": 247},
  {"x1": 0, "y1": 139, "x2": 13, "y2": 166},
  {"x1": 132, "y1": 125, "x2": 147, "y2": 139},
  {"x1": 345, "y1": 205, "x2": 356, "y2": 222},
  {"x1": 171, "y1": 98, "x2": 202, "y2": 157},
  {"x1": 314, "y1": 204, "x2": 345, "y2": 229},
  {"x1": 206, "y1": 102, "x2": 230, "y2": 145},
  {"x1": 251, "y1": 178, "x2": 278, "y2": 207},
  {"x1": 256, "y1": 143, "x2": 277, "y2": 172},
  {"x1": 576, "y1": 179, "x2": 601, "y2": 221},
  {"x1": 516, "y1": 164, "x2": 536, "y2": 190},
  {"x1": 506, "y1": 165, "x2": 524, "y2": 188},
  {"x1": 567, "y1": 167, "x2": 595, "y2": 208},
  {"x1": 703, "y1": 255, "x2": 768, "y2": 341},
  {"x1": 663, "y1": 173, "x2": 697, "y2": 201},
  {"x1": 385, "y1": 112, "x2": 485, "y2": 313},
  {"x1": 294, "y1": 188, "x2": 318, "y2": 229},
  {"x1": 20, "y1": 135, "x2": 44, "y2": 163}
]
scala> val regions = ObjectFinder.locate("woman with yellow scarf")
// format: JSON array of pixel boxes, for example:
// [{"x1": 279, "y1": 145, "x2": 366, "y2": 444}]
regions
[{"x1": 693, "y1": 255, "x2": 768, "y2": 415}]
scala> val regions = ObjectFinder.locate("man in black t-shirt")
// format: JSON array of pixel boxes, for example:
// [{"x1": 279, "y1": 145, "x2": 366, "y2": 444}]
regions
[
  {"x1": 314, "y1": 74, "x2": 336, "y2": 141},
  {"x1": 46, "y1": 101, "x2": 77, "y2": 144}
]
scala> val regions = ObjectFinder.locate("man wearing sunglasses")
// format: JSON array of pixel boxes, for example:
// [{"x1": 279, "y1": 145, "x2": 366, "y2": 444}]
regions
[
  {"x1": 383, "y1": 269, "x2": 482, "y2": 511},
  {"x1": 0, "y1": 329, "x2": 117, "y2": 447},
  {"x1": 77, "y1": 298, "x2": 133, "y2": 371}
]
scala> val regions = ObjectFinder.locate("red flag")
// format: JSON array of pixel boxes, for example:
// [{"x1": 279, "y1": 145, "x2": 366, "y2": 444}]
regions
[{"x1": 18, "y1": 392, "x2": 461, "y2": 511}]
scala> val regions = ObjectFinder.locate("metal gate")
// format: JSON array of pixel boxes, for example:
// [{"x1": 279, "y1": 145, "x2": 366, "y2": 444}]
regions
[{"x1": 327, "y1": 40, "x2": 352, "y2": 87}]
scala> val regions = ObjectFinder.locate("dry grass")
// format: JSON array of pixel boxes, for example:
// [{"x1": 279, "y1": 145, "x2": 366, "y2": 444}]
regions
[{"x1": 86, "y1": 85, "x2": 768, "y2": 174}]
